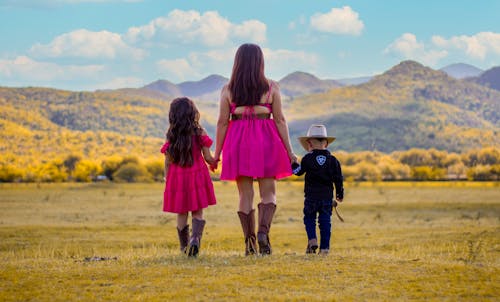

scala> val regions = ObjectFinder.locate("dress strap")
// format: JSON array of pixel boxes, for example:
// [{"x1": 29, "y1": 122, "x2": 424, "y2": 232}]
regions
[
  {"x1": 229, "y1": 102, "x2": 236, "y2": 114},
  {"x1": 265, "y1": 82, "x2": 273, "y2": 103}
]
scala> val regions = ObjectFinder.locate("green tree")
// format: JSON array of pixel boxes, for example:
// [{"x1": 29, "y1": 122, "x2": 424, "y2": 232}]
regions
[
  {"x1": 0, "y1": 164, "x2": 23, "y2": 182},
  {"x1": 113, "y1": 163, "x2": 151, "y2": 182},
  {"x1": 74, "y1": 160, "x2": 102, "y2": 182},
  {"x1": 102, "y1": 156, "x2": 122, "y2": 181},
  {"x1": 355, "y1": 162, "x2": 381, "y2": 181},
  {"x1": 411, "y1": 166, "x2": 446, "y2": 181},
  {"x1": 466, "y1": 165, "x2": 496, "y2": 181},
  {"x1": 145, "y1": 160, "x2": 164, "y2": 182},
  {"x1": 63, "y1": 154, "x2": 82, "y2": 177},
  {"x1": 35, "y1": 160, "x2": 68, "y2": 182}
]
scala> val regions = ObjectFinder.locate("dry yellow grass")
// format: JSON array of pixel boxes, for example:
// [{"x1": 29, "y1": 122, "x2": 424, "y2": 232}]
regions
[{"x1": 0, "y1": 181, "x2": 499, "y2": 301}]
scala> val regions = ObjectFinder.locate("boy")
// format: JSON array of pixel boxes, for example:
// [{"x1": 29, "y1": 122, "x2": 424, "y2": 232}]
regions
[{"x1": 292, "y1": 124, "x2": 344, "y2": 255}]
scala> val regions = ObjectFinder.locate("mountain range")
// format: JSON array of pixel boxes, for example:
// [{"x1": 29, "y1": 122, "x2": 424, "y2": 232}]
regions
[
  {"x1": 439, "y1": 63, "x2": 483, "y2": 79},
  {"x1": 137, "y1": 62, "x2": 498, "y2": 100},
  {"x1": 140, "y1": 71, "x2": 344, "y2": 100},
  {"x1": 1, "y1": 61, "x2": 499, "y2": 161}
]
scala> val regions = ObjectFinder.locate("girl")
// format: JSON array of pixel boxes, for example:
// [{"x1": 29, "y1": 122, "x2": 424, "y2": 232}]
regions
[{"x1": 161, "y1": 97, "x2": 217, "y2": 257}]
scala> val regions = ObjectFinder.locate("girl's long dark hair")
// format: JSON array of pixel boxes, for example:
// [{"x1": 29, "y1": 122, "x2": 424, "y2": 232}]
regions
[
  {"x1": 228, "y1": 44, "x2": 269, "y2": 106},
  {"x1": 166, "y1": 97, "x2": 201, "y2": 167}
]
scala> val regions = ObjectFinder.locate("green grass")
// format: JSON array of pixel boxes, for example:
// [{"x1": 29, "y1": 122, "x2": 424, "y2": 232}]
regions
[{"x1": 1, "y1": 182, "x2": 499, "y2": 301}]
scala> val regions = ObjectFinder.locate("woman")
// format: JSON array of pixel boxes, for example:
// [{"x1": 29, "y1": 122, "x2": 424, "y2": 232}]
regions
[{"x1": 213, "y1": 43, "x2": 297, "y2": 255}]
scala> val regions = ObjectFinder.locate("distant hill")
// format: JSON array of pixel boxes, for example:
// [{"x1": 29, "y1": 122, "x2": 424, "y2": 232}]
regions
[
  {"x1": 178, "y1": 74, "x2": 228, "y2": 97},
  {"x1": 142, "y1": 79, "x2": 181, "y2": 97},
  {"x1": 1, "y1": 60, "x2": 499, "y2": 160},
  {"x1": 278, "y1": 71, "x2": 342, "y2": 98},
  {"x1": 141, "y1": 75, "x2": 228, "y2": 102},
  {"x1": 336, "y1": 76, "x2": 373, "y2": 86},
  {"x1": 440, "y1": 63, "x2": 483, "y2": 79},
  {"x1": 287, "y1": 60, "x2": 499, "y2": 153},
  {"x1": 469, "y1": 66, "x2": 500, "y2": 91}
]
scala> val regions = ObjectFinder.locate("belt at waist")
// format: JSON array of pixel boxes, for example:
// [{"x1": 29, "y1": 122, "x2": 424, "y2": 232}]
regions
[{"x1": 231, "y1": 113, "x2": 271, "y2": 120}]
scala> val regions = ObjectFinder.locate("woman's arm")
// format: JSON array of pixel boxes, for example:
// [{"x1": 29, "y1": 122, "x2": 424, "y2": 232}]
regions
[
  {"x1": 271, "y1": 82, "x2": 297, "y2": 163},
  {"x1": 213, "y1": 85, "x2": 231, "y2": 163}
]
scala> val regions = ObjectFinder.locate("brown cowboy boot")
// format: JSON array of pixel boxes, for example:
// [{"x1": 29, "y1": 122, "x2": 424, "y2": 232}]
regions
[
  {"x1": 188, "y1": 218, "x2": 205, "y2": 257},
  {"x1": 306, "y1": 238, "x2": 318, "y2": 254},
  {"x1": 257, "y1": 202, "x2": 276, "y2": 255},
  {"x1": 237, "y1": 209, "x2": 257, "y2": 256},
  {"x1": 176, "y1": 225, "x2": 189, "y2": 253}
]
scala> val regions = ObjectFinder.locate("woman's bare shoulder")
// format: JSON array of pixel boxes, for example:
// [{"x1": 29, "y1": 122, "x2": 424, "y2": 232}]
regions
[
  {"x1": 268, "y1": 79, "x2": 279, "y2": 86},
  {"x1": 221, "y1": 84, "x2": 231, "y2": 97},
  {"x1": 268, "y1": 80, "x2": 281, "y2": 99}
]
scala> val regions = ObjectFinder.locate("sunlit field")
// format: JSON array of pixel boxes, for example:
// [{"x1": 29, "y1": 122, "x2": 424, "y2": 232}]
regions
[{"x1": 1, "y1": 181, "x2": 499, "y2": 301}]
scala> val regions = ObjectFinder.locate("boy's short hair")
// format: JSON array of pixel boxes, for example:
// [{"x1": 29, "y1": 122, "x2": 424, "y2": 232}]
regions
[
  {"x1": 309, "y1": 138, "x2": 327, "y2": 143},
  {"x1": 308, "y1": 138, "x2": 328, "y2": 145}
]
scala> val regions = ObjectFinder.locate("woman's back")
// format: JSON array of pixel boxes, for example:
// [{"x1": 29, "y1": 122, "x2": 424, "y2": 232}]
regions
[{"x1": 229, "y1": 81, "x2": 274, "y2": 115}]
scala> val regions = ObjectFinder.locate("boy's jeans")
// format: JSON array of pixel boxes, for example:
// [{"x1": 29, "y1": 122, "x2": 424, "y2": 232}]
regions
[{"x1": 303, "y1": 198, "x2": 333, "y2": 250}]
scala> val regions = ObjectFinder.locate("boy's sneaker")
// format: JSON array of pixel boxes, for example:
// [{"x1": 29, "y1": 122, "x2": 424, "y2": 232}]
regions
[
  {"x1": 319, "y1": 249, "x2": 329, "y2": 255},
  {"x1": 306, "y1": 238, "x2": 318, "y2": 254}
]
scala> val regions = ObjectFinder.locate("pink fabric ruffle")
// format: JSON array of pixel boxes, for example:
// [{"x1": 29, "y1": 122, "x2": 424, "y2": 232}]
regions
[
  {"x1": 161, "y1": 135, "x2": 216, "y2": 213},
  {"x1": 221, "y1": 119, "x2": 292, "y2": 180}
]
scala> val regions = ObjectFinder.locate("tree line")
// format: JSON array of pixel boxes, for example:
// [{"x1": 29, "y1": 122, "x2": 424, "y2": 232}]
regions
[{"x1": 0, "y1": 147, "x2": 499, "y2": 183}]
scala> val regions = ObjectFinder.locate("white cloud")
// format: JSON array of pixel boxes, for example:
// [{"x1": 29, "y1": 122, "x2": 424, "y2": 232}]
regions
[
  {"x1": 157, "y1": 58, "x2": 200, "y2": 81},
  {"x1": 0, "y1": 56, "x2": 103, "y2": 82},
  {"x1": 233, "y1": 20, "x2": 266, "y2": 44},
  {"x1": 262, "y1": 48, "x2": 319, "y2": 79},
  {"x1": 384, "y1": 33, "x2": 448, "y2": 65},
  {"x1": 154, "y1": 47, "x2": 317, "y2": 82},
  {"x1": 30, "y1": 29, "x2": 146, "y2": 60},
  {"x1": 432, "y1": 32, "x2": 500, "y2": 60},
  {"x1": 310, "y1": 6, "x2": 364, "y2": 35},
  {"x1": 93, "y1": 76, "x2": 144, "y2": 90},
  {"x1": 125, "y1": 9, "x2": 266, "y2": 47}
]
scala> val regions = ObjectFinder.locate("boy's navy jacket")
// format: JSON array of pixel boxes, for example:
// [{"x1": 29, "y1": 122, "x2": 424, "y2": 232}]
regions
[{"x1": 292, "y1": 149, "x2": 344, "y2": 200}]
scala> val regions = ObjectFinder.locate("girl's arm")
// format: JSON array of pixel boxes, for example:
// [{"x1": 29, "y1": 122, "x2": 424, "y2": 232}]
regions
[
  {"x1": 202, "y1": 146, "x2": 216, "y2": 166},
  {"x1": 213, "y1": 85, "x2": 231, "y2": 163},
  {"x1": 199, "y1": 128, "x2": 216, "y2": 166},
  {"x1": 271, "y1": 82, "x2": 297, "y2": 163}
]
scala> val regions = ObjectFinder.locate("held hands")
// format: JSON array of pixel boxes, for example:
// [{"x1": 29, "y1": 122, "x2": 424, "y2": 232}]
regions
[
  {"x1": 288, "y1": 152, "x2": 298, "y2": 164},
  {"x1": 208, "y1": 156, "x2": 220, "y2": 172}
]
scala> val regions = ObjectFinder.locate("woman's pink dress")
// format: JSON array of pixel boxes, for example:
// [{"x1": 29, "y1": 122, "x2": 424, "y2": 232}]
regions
[
  {"x1": 221, "y1": 84, "x2": 292, "y2": 180},
  {"x1": 161, "y1": 135, "x2": 216, "y2": 213}
]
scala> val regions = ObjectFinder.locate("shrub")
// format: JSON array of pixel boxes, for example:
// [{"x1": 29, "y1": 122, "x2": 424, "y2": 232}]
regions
[{"x1": 113, "y1": 163, "x2": 151, "y2": 182}]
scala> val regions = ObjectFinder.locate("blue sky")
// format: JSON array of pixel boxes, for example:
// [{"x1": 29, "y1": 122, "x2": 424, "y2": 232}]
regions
[{"x1": 1, "y1": 0, "x2": 499, "y2": 91}]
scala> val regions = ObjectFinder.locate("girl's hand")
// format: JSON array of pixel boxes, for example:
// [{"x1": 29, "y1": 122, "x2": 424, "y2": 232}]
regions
[
  {"x1": 209, "y1": 160, "x2": 219, "y2": 172},
  {"x1": 288, "y1": 152, "x2": 298, "y2": 164}
]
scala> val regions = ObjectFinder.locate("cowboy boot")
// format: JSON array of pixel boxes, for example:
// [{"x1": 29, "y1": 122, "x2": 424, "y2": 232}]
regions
[
  {"x1": 176, "y1": 225, "x2": 189, "y2": 253},
  {"x1": 238, "y1": 209, "x2": 257, "y2": 256},
  {"x1": 188, "y1": 218, "x2": 206, "y2": 257},
  {"x1": 257, "y1": 202, "x2": 276, "y2": 255},
  {"x1": 306, "y1": 238, "x2": 318, "y2": 254}
]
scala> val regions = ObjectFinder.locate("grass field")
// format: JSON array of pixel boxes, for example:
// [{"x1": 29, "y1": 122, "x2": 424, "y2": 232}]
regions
[{"x1": 0, "y1": 181, "x2": 499, "y2": 301}]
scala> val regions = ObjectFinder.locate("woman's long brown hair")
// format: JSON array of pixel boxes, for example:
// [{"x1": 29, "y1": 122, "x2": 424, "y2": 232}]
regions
[
  {"x1": 228, "y1": 44, "x2": 270, "y2": 106},
  {"x1": 166, "y1": 97, "x2": 201, "y2": 167}
]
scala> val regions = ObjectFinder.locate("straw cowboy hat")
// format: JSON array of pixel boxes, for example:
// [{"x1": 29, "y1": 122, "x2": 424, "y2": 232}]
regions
[{"x1": 298, "y1": 124, "x2": 336, "y2": 151}]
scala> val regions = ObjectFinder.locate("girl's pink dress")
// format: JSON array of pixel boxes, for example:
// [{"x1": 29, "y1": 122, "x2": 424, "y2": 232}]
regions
[
  {"x1": 221, "y1": 84, "x2": 292, "y2": 180},
  {"x1": 161, "y1": 135, "x2": 216, "y2": 213}
]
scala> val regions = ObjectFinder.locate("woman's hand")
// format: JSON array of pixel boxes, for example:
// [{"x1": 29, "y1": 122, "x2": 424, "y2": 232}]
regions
[
  {"x1": 209, "y1": 156, "x2": 220, "y2": 172},
  {"x1": 288, "y1": 152, "x2": 298, "y2": 164}
]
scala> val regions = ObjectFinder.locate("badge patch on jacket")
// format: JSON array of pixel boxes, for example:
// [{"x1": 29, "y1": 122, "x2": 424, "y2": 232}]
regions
[{"x1": 316, "y1": 155, "x2": 326, "y2": 166}]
